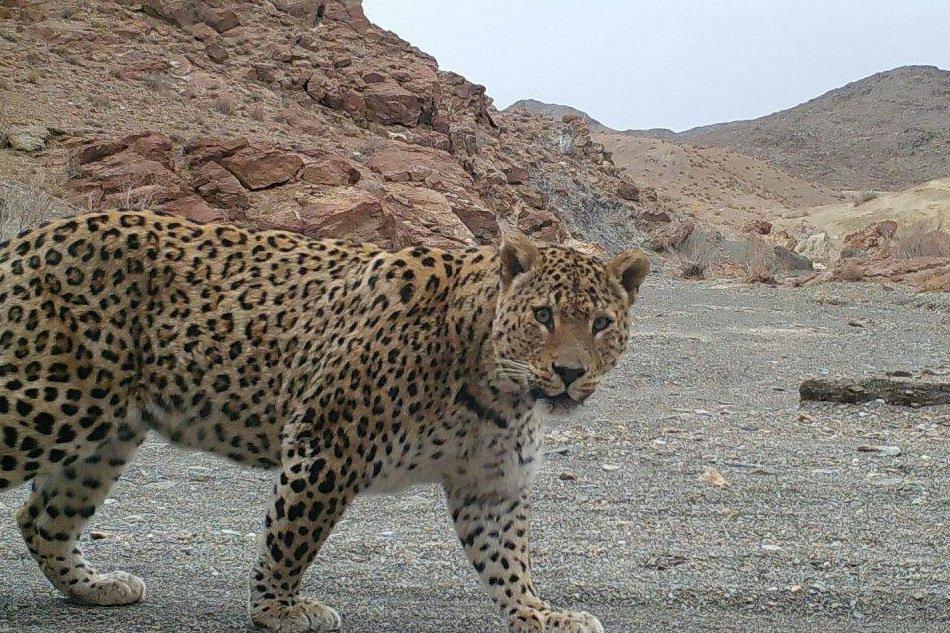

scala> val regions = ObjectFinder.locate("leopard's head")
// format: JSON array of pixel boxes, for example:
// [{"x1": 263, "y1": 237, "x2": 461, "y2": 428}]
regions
[{"x1": 491, "y1": 233, "x2": 649, "y2": 416}]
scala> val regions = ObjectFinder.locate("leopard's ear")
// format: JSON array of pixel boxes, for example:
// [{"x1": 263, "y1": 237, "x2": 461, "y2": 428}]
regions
[
  {"x1": 499, "y1": 232, "x2": 541, "y2": 289},
  {"x1": 607, "y1": 249, "x2": 649, "y2": 305}
]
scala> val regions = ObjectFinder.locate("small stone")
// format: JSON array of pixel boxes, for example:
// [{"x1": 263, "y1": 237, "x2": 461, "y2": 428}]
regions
[
  {"x1": 89, "y1": 531, "x2": 113, "y2": 540},
  {"x1": 856, "y1": 445, "x2": 901, "y2": 456},
  {"x1": 559, "y1": 471, "x2": 578, "y2": 481},
  {"x1": 220, "y1": 529, "x2": 241, "y2": 536},
  {"x1": 187, "y1": 466, "x2": 213, "y2": 481},
  {"x1": 601, "y1": 464, "x2": 621, "y2": 472},
  {"x1": 144, "y1": 481, "x2": 176, "y2": 490},
  {"x1": 761, "y1": 543, "x2": 782, "y2": 552},
  {"x1": 847, "y1": 320, "x2": 865, "y2": 328},
  {"x1": 701, "y1": 468, "x2": 729, "y2": 488},
  {"x1": 871, "y1": 477, "x2": 903, "y2": 486},
  {"x1": 9, "y1": 125, "x2": 50, "y2": 152}
]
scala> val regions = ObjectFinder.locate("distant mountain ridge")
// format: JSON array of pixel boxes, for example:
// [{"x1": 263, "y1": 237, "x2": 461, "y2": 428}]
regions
[
  {"x1": 674, "y1": 65, "x2": 950, "y2": 190},
  {"x1": 505, "y1": 66, "x2": 950, "y2": 191}
]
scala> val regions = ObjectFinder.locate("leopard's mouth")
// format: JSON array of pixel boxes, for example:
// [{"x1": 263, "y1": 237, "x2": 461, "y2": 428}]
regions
[{"x1": 529, "y1": 386, "x2": 583, "y2": 412}]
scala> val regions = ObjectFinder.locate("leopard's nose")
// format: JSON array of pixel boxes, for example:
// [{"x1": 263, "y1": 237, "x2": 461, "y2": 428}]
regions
[{"x1": 553, "y1": 365, "x2": 586, "y2": 388}]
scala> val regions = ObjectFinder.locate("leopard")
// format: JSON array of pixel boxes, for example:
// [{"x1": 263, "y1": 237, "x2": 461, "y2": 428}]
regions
[{"x1": 0, "y1": 209, "x2": 649, "y2": 633}]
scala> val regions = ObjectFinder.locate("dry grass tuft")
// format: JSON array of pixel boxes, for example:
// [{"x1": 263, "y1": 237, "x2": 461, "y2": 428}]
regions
[
  {"x1": 892, "y1": 220, "x2": 950, "y2": 259},
  {"x1": 212, "y1": 95, "x2": 237, "y2": 115},
  {"x1": 669, "y1": 232, "x2": 716, "y2": 280}
]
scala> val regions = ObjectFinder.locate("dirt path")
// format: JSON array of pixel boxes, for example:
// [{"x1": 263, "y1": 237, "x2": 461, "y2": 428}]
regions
[{"x1": 2, "y1": 280, "x2": 948, "y2": 633}]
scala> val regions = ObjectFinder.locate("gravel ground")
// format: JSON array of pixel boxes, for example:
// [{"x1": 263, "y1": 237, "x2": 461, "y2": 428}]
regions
[{"x1": 1, "y1": 279, "x2": 948, "y2": 633}]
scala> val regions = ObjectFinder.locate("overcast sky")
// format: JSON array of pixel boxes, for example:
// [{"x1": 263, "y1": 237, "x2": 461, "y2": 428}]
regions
[{"x1": 363, "y1": 0, "x2": 950, "y2": 132}]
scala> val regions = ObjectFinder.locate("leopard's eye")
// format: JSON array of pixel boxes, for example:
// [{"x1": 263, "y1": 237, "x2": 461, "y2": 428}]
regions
[
  {"x1": 592, "y1": 316, "x2": 612, "y2": 333},
  {"x1": 533, "y1": 307, "x2": 553, "y2": 328}
]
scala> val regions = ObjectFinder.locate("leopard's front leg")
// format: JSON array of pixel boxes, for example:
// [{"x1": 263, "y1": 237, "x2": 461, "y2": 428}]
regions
[
  {"x1": 247, "y1": 419, "x2": 355, "y2": 633},
  {"x1": 446, "y1": 487, "x2": 604, "y2": 633}
]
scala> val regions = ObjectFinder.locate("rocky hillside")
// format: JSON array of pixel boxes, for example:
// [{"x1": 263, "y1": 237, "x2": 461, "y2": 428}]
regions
[
  {"x1": 0, "y1": 0, "x2": 680, "y2": 255},
  {"x1": 507, "y1": 99, "x2": 608, "y2": 132},
  {"x1": 674, "y1": 65, "x2": 950, "y2": 191}
]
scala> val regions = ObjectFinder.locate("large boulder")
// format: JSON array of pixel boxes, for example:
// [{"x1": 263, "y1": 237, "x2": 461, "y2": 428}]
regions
[
  {"x1": 844, "y1": 220, "x2": 898, "y2": 251},
  {"x1": 367, "y1": 143, "x2": 499, "y2": 241},
  {"x1": 191, "y1": 161, "x2": 249, "y2": 210},
  {"x1": 276, "y1": 187, "x2": 387, "y2": 244},
  {"x1": 299, "y1": 156, "x2": 361, "y2": 186},
  {"x1": 363, "y1": 82, "x2": 422, "y2": 126},
  {"x1": 220, "y1": 147, "x2": 303, "y2": 190},
  {"x1": 796, "y1": 231, "x2": 835, "y2": 262},
  {"x1": 182, "y1": 136, "x2": 249, "y2": 167},
  {"x1": 384, "y1": 185, "x2": 477, "y2": 249}
]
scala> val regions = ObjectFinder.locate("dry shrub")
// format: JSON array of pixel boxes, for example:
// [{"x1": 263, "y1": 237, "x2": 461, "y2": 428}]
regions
[
  {"x1": 832, "y1": 260, "x2": 865, "y2": 282},
  {"x1": 212, "y1": 95, "x2": 237, "y2": 115},
  {"x1": 669, "y1": 231, "x2": 715, "y2": 280},
  {"x1": 249, "y1": 105, "x2": 266, "y2": 122},
  {"x1": 852, "y1": 191, "x2": 878, "y2": 206},
  {"x1": 143, "y1": 73, "x2": 170, "y2": 94},
  {"x1": 114, "y1": 182, "x2": 157, "y2": 211},
  {"x1": 893, "y1": 220, "x2": 950, "y2": 259},
  {"x1": 741, "y1": 241, "x2": 777, "y2": 284},
  {"x1": 0, "y1": 178, "x2": 72, "y2": 241}
]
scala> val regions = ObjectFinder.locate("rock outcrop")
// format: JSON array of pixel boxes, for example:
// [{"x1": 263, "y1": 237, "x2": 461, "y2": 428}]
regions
[{"x1": 0, "y1": 0, "x2": 677, "y2": 255}]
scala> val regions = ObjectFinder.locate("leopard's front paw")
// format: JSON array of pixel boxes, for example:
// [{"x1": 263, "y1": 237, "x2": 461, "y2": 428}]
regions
[
  {"x1": 65, "y1": 571, "x2": 147, "y2": 606},
  {"x1": 509, "y1": 607, "x2": 604, "y2": 633},
  {"x1": 249, "y1": 597, "x2": 341, "y2": 633}
]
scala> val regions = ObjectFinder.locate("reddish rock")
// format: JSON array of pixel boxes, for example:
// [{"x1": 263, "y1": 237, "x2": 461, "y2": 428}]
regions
[
  {"x1": 183, "y1": 136, "x2": 248, "y2": 167},
  {"x1": 220, "y1": 148, "x2": 303, "y2": 190},
  {"x1": 205, "y1": 40, "x2": 228, "y2": 63},
  {"x1": 384, "y1": 185, "x2": 477, "y2": 249},
  {"x1": 638, "y1": 207, "x2": 673, "y2": 223},
  {"x1": 367, "y1": 143, "x2": 452, "y2": 183},
  {"x1": 198, "y1": 7, "x2": 239, "y2": 33},
  {"x1": 646, "y1": 221, "x2": 695, "y2": 251},
  {"x1": 73, "y1": 152, "x2": 182, "y2": 199},
  {"x1": 504, "y1": 166, "x2": 529, "y2": 185},
  {"x1": 341, "y1": 89, "x2": 366, "y2": 114},
  {"x1": 279, "y1": 188, "x2": 387, "y2": 244},
  {"x1": 248, "y1": 64, "x2": 277, "y2": 84},
  {"x1": 126, "y1": 132, "x2": 174, "y2": 166},
  {"x1": 76, "y1": 138, "x2": 130, "y2": 165},
  {"x1": 517, "y1": 208, "x2": 560, "y2": 235},
  {"x1": 618, "y1": 180, "x2": 640, "y2": 202},
  {"x1": 744, "y1": 219, "x2": 773, "y2": 235},
  {"x1": 844, "y1": 220, "x2": 899, "y2": 251},
  {"x1": 363, "y1": 82, "x2": 421, "y2": 126},
  {"x1": 192, "y1": 161, "x2": 249, "y2": 210},
  {"x1": 141, "y1": 0, "x2": 195, "y2": 28},
  {"x1": 300, "y1": 157, "x2": 361, "y2": 186},
  {"x1": 163, "y1": 196, "x2": 230, "y2": 224},
  {"x1": 305, "y1": 74, "x2": 327, "y2": 101},
  {"x1": 367, "y1": 143, "x2": 498, "y2": 241}
]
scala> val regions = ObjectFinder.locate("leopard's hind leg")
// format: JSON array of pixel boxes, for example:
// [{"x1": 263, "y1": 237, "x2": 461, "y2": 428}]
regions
[{"x1": 16, "y1": 420, "x2": 147, "y2": 606}]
